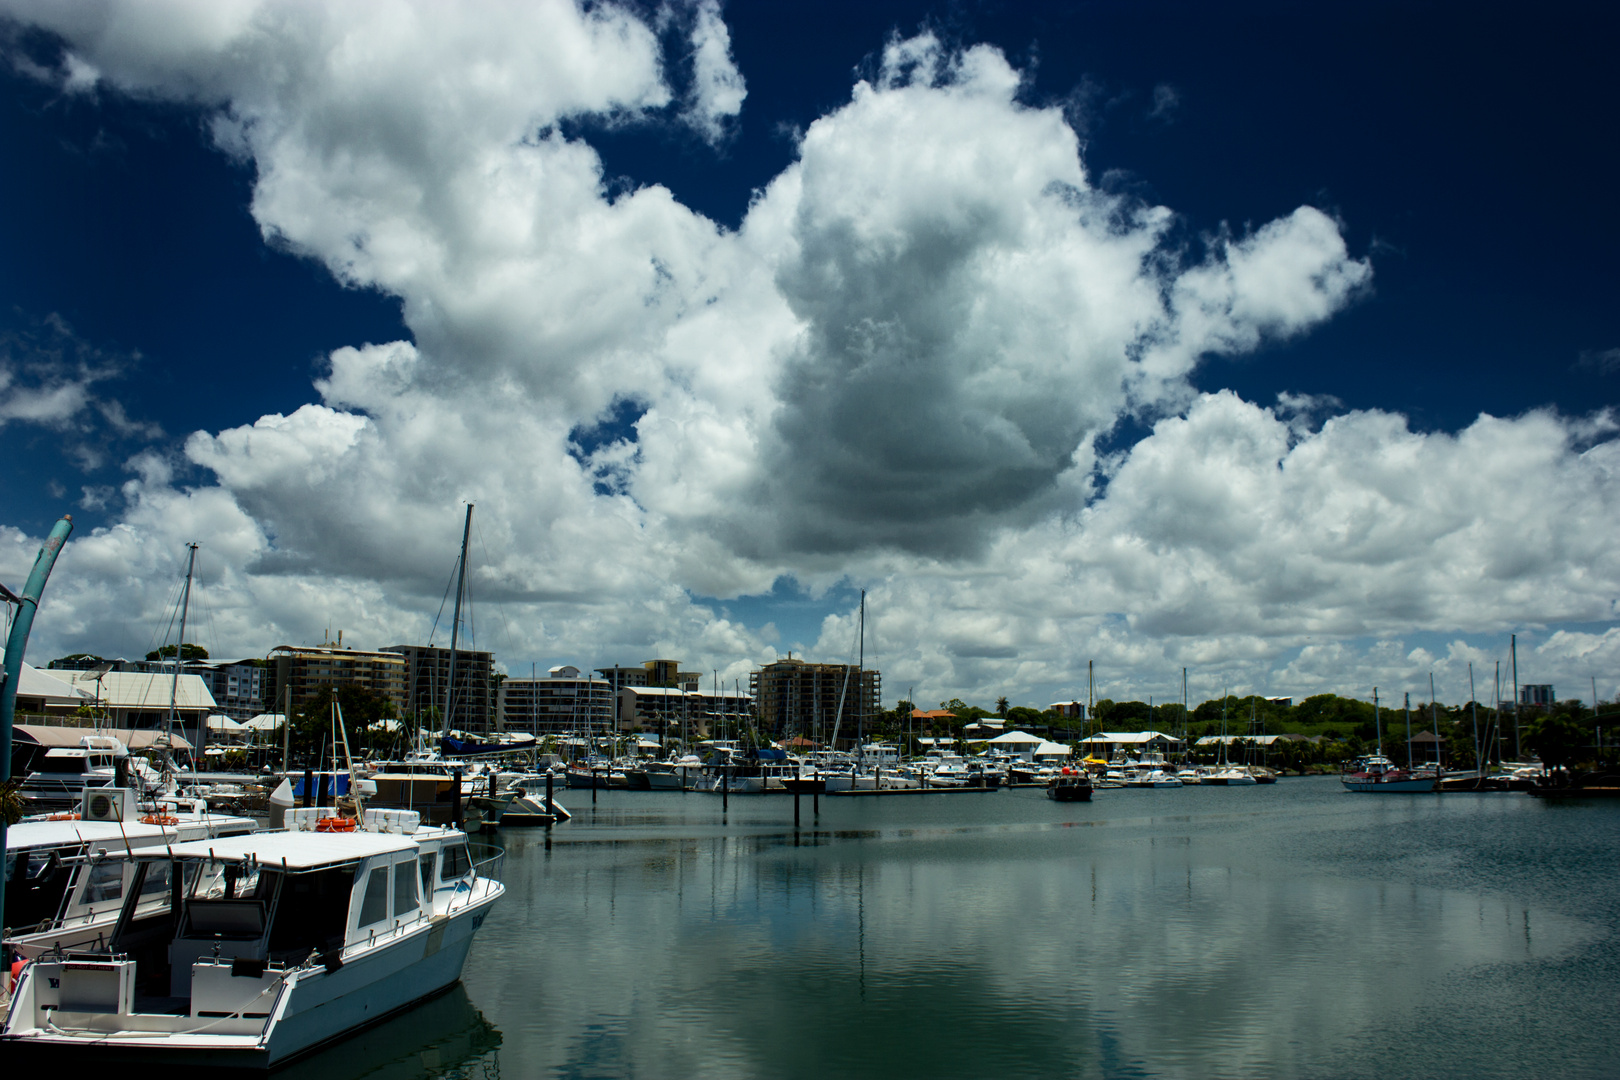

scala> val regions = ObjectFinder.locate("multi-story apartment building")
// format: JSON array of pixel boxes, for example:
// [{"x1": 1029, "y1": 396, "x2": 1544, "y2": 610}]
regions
[
  {"x1": 596, "y1": 659, "x2": 704, "y2": 724},
  {"x1": 382, "y1": 644, "x2": 496, "y2": 732},
  {"x1": 750, "y1": 659, "x2": 881, "y2": 746},
  {"x1": 616, "y1": 686, "x2": 753, "y2": 739},
  {"x1": 499, "y1": 666, "x2": 615, "y2": 735},
  {"x1": 267, "y1": 643, "x2": 407, "y2": 718}
]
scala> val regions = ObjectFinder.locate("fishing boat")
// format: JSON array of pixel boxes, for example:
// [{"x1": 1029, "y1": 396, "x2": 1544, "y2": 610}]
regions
[
  {"x1": 1046, "y1": 771, "x2": 1093, "y2": 802},
  {"x1": 1, "y1": 807, "x2": 504, "y2": 1068}
]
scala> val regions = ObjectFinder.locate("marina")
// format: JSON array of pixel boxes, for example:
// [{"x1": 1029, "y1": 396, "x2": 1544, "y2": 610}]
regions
[{"x1": 258, "y1": 777, "x2": 1620, "y2": 1080}]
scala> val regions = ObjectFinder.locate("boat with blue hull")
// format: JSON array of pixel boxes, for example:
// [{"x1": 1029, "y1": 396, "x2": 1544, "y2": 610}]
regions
[{"x1": 1, "y1": 808, "x2": 503, "y2": 1069}]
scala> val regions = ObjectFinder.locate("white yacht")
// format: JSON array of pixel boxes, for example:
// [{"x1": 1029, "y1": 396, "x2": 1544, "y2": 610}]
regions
[{"x1": 2, "y1": 807, "x2": 503, "y2": 1068}]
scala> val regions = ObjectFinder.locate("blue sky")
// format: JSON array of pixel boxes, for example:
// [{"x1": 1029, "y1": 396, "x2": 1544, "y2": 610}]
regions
[{"x1": 1, "y1": 1, "x2": 1617, "y2": 709}]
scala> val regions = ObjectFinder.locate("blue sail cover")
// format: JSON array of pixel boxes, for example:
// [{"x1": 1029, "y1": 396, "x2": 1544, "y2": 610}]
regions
[{"x1": 747, "y1": 746, "x2": 788, "y2": 761}]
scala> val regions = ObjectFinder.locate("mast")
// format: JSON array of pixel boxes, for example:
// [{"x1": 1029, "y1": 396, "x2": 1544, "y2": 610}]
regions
[
  {"x1": 1373, "y1": 687, "x2": 1381, "y2": 756},
  {"x1": 1469, "y1": 663, "x2": 1480, "y2": 782},
  {"x1": 441, "y1": 504, "x2": 473, "y2": 740},
  {"x1": 165, "y1": 542, "x2": 200, "y2": 779},
  {"x1": 1430, "y1": 672, "x2": 1440, "y2": 772},
  {"x1": 1404, "y1": 692, "x2": 1412, "y2": 769},
  {"x1": 856, "y1": 589, "x2": 865, "y2": 758},
  {"x1": 1510, "y1": 633, "x2": 1521, "y2": 762}
]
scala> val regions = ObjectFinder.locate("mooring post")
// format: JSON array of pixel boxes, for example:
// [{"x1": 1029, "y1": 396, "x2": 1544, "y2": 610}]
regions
[
  {"x1": 303, "y1": 766, "x2": 314, "y2": 809},
  {"x1": 452, "y1": 768, "x2": 463, "y2": 828},
  {"x1": 722, "y1": 765, "x2": 729, "y2": 812},
  {"x1": 592, "y1": 766, "x2": 598, "y2": 804},
  {"x1": 545, "y1": 770, "x2": 555, "y2": 823}
]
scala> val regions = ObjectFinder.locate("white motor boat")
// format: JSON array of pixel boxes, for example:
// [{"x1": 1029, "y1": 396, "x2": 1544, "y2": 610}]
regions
[
  {"x1": 1203, "y1": 765, "x2": 1259, "y2": 786},
  {"x1": 2, "y1": 806, "x2": 504, "y2": 1068},
  {"x1": 6, "y1": 788, "x2": 258, "y2": 964}
]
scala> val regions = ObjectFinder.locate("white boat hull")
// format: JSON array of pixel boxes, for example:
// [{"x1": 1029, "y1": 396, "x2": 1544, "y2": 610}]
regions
[{"x1": 4, "y1": 891, "x2": 497, "y2": 1068}]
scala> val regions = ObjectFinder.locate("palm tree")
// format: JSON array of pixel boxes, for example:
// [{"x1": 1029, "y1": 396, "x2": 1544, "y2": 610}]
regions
[{"x1": 996, "y1": 696, "x2": 1009, "y2": 717}]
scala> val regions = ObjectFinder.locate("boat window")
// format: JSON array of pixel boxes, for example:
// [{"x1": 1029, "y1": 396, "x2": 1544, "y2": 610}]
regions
[
  {"x1": 358, "y1": 865, "x2": 390, "y2": 926},
  {"x1": 190, "y1": 859, "x2": 261, "y2": 901},
  {"x1": 419, "y1": 852, "x2": 437, "y2": 894},
  {"x1": 266, "y1": 867, "x2": 353, "y2": 959},
  {"x1": 185, "y1": 899, "x2": 266, "y2": 938},
  {"x1": 440, "y1": 843, "x2": 470, "y2": 880},
  {"x1": 83, "y1": 859, "x2": 124, "y2": 905},
  {"x1": 138, "y1": 858, "x2": 172, "y2": 900},
  {"x1": 393, "y1": 857, "x2": 418, "y2": 915},
  {"x1": 4, "y1": 849, "x2": 74, "y2": 930}
]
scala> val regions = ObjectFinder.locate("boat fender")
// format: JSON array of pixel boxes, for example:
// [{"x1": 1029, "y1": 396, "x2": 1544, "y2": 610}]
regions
[{"x1": 9, "y1": 957, "x2": 23, "y2": 993}]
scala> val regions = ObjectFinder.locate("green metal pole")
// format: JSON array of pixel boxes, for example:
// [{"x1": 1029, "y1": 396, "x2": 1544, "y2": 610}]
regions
[{"x1": 1, "y1": 514, "x2": 74, "y2": 946}]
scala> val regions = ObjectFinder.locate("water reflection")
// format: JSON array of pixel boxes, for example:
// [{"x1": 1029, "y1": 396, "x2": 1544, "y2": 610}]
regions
[
  {"x1": 281, "y1": 985, "x2": 501, "y2": 1080},
  {"x1": 459, "y1": 782, "x2": 1616, "y2": 1079}
]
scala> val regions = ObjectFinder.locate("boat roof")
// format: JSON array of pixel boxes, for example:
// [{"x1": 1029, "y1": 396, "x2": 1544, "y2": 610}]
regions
[
  {"x1": 8, "y1": 819, "x2": 175, "y2": 852},
  {"x1": 159, "y1": 829, "x2": 419, "y2": 870}
]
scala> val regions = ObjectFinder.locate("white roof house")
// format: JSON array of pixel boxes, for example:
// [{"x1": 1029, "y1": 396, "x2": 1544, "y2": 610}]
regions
[
  {"x1": 1031, "y1": 740, "x2": 1074, "y2": 761},
  {"x1": 65, "y1": 670, "x2": 216, "y2": 725}
]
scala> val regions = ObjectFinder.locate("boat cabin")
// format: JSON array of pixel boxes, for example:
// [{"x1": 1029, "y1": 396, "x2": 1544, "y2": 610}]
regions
[{"x1": 4, "y1": 818, "x2": 176, "y2": 943}]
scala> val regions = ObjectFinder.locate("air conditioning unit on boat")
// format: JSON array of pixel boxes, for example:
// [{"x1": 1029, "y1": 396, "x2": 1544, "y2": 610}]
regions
[{"x1": 81, "y1": 786, "x2": 136, "y2": 822}]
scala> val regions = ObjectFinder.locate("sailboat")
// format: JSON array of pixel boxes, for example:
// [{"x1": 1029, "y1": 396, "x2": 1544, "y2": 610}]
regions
[
  {"x1": 1341, "y1": 687, "x2": 1437, "y2": 792},
  {"x1": 1203, "y1": 692, "x2": 1257, "y2": 786}
]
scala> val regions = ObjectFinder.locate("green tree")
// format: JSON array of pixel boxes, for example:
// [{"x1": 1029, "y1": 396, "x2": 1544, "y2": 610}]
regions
[
  {"x1": 147, "y1": 643, "x2": 209, "y2": 662},
  {"x1": 1524, "y1": 714, "x2": 1589, "y2": 770},
  {"x1": 995, "y1": 696, "x2": 1009, "y2": 716}
]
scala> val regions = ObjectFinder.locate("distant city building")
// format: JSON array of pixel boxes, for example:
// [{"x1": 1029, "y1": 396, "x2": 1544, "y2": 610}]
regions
[
  {"x1": 383, "y1": 644, "x2": 496, "y2": 731},
  {"x1": 596, "y1": 659, "x2": 704, "y2": 724},
  {"x1": 128, "y1": 658, "x2": 266, "y2": 722},
  {"x1": 1519, "y1": 684, "x2": 1555, "y2": 708},
  {"x1": 1049, "y1": 701, "x2": 1086, "y2": 719},
  {"x1": 268, "y1": 643, "x2": 407, "y2": 719},
  {"x1": 499, "y1": 666, "x2": 614, "y2": 735},
  {"x1": 617, "y1": 686, "x2": 751, "y2": 738},
  {"x1": 751, "y1": 659, "x2": 880, "y2": 745}
]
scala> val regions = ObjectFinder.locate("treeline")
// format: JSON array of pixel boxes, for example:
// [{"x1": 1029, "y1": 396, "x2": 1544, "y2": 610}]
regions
[{"x1": 870, "y1": 692, "x2": 1620, "y2": 772}]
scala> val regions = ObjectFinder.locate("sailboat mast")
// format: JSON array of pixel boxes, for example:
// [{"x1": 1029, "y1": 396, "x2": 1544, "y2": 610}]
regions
[
  {"x1": 1373, "y1": 687, "x2": 1381, "y2": 756},
  {"x1": 856, "y1": 590, "x2": 865, "y2": 756},
  {"x1": 1469, "y1": 663, "x2": 1480, "y2": 780},
  {"x1": 1404, "y1": 693, "x2": 1412, "y2": 769},
  {"x1": 1430, "y1": 672, "x2": 1440, "y2": 771},
  {"x1": 441, "y1": 505, "x2": 473, "y2": 739},
  {"x1": 1510, "y1": 633, "x2": 1521, "y2": 762},
  {"x1": 166, "y1": 542, "x2": 199, "y2": 774}
]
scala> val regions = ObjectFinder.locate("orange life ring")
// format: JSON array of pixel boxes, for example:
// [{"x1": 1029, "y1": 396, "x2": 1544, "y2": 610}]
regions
[
  {"x1": 46, "y1": 812, "x2": 80, "y2": 821},
  {"x1": 140, "y1": 814, "x2": 179, "y2": 826},
  {"x1": 315, "y1": 816, "x2": 357, "y2": 832}
]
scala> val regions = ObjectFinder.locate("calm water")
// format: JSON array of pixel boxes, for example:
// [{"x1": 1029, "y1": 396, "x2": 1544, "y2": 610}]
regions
[{"x1": 283, "y1": 778, "x2": 1620, "y2": 1079}]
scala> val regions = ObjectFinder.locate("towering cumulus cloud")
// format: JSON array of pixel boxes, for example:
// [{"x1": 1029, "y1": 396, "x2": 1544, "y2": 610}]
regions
[{"x1": 1, "y1": 2, "x2": 1613, "y2": 703}]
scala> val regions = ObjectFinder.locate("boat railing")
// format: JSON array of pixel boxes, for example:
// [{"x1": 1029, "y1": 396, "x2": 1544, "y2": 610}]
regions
[{"x1": 469, "y1": 841, "x2": 506, "y2": 885}]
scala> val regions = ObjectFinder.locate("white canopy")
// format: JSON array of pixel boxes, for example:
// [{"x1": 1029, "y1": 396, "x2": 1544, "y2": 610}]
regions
[{"x1": 986, "y1": 730, "x2": 1042, "y2": 746}]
